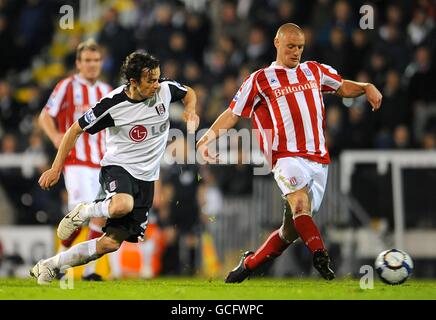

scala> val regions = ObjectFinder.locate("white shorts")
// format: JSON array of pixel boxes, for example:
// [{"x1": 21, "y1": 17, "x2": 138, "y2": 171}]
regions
[
  {"x1": 272, "y1": 157, "x2": 328, "y2": 214},
  {"x1": 63, "y1": 165, "x2": 101, "y2": 211}
]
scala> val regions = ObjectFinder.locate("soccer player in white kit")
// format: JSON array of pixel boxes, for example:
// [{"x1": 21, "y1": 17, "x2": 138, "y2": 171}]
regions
[
  {"x1": 38, "y1": 39, "x2": 111, "y2": 281},
  {"x1": 31, "y1": 51, "x2": 199, "y2": 284},
  {"x1": 196, "y1": 23, "x2": 382, "y2": 282}
]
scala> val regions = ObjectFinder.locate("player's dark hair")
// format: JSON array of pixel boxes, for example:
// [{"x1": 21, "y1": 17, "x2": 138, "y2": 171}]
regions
[{"x1": 121, "y1": 51, "x2": 160, "y2": 84}]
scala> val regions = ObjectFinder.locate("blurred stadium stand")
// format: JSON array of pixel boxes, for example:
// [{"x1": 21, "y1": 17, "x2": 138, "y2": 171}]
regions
[{"x1": 1, "y1": 0, "x2": 436, "y2": 279}]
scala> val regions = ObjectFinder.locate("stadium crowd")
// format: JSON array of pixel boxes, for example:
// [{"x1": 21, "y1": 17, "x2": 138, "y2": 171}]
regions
[{"x1": 0, "y1": 0, "x2": 436, "y2": 275}]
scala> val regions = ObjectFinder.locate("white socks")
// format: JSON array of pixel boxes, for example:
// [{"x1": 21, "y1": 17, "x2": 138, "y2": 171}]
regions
[
  {"x1": 79, "y1": 199, "x2": 111, "y2": 220},
  {"x1": 45, "y1": 238, "x2": 101, "y2": 271}
]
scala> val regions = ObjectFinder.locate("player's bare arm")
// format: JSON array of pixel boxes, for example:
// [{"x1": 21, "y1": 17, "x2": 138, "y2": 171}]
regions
[
  {"x1": 196, "y1": 108, "x2": 240, "y2": 162},
  {"x1": 336, "y1": 80, "x2": 383, "y2": 111},
  {"x1": 38, "y1": 108, "x2": 64, "y2": 148},
  {"x1": 38, "y1": 121, "x2": 84, "y2": 190},
  {"x1": 182, "y1": 85, "x2": 200, "y2": 133}
]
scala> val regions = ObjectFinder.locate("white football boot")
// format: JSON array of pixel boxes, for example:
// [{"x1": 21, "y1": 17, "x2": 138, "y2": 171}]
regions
[
  {"x1": 30, "y1": 260, "x2": 57, "y2": 285},
  {"x1": 57, "y1": 203, "x2": 86, "y2": 240}
]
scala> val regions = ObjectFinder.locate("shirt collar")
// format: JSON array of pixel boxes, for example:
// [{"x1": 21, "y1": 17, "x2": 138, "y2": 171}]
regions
[
  {"x1": 270, "y1": 61, "x2": 300, "y2": 69},
  {"x1": 74, "y1": 74, "x2": 98, "y2": 87}
]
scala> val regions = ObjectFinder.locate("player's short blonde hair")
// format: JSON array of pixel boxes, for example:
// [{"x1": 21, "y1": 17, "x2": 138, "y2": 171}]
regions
[
  {"x1": 275, "y1": 23, "x2": 304, "y2": 40},
  {"x1": 76, "y1": 39, "x2": 101, "y2": 60}
]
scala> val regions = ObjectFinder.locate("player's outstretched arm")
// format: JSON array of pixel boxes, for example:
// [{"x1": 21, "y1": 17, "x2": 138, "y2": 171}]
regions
[
  {"x1": 336, "y1": 80, "x2": 383, "y2": 111},
  {"x1": 182, "y1": 86, "x2": 200, "y2": 133},
  {"x1": 196, "y1": 108, "x2": 240, "y2": 162},
  {"x1": 38, "y1": 108, "x2": 64, "y2": 148},
  {"x1": 38, "y1": 121, "x2": 84, "y2": 190}
]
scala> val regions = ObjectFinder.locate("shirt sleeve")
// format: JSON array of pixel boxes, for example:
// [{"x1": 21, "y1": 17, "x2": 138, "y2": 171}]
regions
[
  {"x1": 229, "y1": 72, "x2": 261, "y2": 118},
  {"x1": 159, "y1": 78, "x2": 188, "y2": 103},
  {"x1": 78, "y1": 94, "x2": 118, "y2": 135},
  {"x1": 317, "y1": 63, "x2": 343, "y2": 93},
  {"x1": 44, "y1": 78, "x2": 71, "y2": 117}
]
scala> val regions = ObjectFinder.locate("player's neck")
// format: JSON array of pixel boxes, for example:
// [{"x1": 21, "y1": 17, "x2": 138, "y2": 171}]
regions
[
  {"x1": 78, "y1": 73, "x2": 98, "y2": 85},
  {"x1": 125, "y1": 85, "x2": 146, "y2": 102},
  {"x1": 275, "y1": 59, "x2": 299, "y2": 69}
]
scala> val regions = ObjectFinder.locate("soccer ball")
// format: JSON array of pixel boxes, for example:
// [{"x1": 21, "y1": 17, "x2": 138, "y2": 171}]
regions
[{"x1": 375, "y1": 249, "x2": 414, "y2": 285}]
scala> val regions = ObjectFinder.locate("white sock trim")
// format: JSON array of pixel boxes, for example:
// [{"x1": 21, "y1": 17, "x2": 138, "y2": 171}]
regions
[
  {"x1": 88, "y1": 222, "x2": 103, "y2": 233},
  {"x1": 100, "y1": 199, "x2": 110, "y2": 217},
  {"x1": 292, "y1": 212, "x2": 312, "y2": 220},
  {"x1": 81, "y1": 200, "x2": 111, "y2": 219}
]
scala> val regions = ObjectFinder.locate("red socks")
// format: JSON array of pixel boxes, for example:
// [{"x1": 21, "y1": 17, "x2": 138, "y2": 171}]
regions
[
  {"x1": 293, "y1": 214, "x2": 324, "y2": 253},
  {"x1": 243, "y1": 215, "x2": 325, "y2": 271},
  {"x1": 60, "y1": 227, "x2": 82, "y2": 248},
  {"x1": 244, "y1": 230, "x2": 290, "y2": 270},
  {"x1": 87, "y1": 224, "x2": 103, "y2": 240}
]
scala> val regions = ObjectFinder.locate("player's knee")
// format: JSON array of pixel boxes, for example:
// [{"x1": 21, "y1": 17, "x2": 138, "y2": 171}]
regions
[
  {"x1": 96, "y1": 237, "x2": 121, "y2": 254},
  {"x1": 287, "y1": 190, "x2": 310, "y2": 216},
  {"x1": 109, "y1": 195, "x2": 134, "y2": 218},
  {"x1": 291, "y1": 197, "x2": 307, "y2": 215}
]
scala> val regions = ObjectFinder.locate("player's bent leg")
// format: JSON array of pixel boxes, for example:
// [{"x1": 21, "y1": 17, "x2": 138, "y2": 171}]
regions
[
  {"x1": 279, "y1": 202, "x2": 300, "y2": 243},
  {"x1": 57, "y1": 194, "x2": 133, "y2": 240},
  {"x1": 286, "y1": 189, "x2": 335, "y2": 280},
  {"x1": 107, "y1": 193, "x2": 134, "y2": 218},
  {"x1": 225, "y1": 203, "x2": 297, "y2": 284},
  {"x1": 82, "y1": 217, "x2": 106, "y2": 281},
  {"x1": 30, "y1": 238, "x2": 103, "y2": 285},
  {"x1": 96, "y1": 234, "x2": 123, "y2": 255}
]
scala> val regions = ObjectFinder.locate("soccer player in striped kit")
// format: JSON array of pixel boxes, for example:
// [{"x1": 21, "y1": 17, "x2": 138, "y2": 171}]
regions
[
  {"x1": 31, "y1": 51, "x2": 199, "y2": 284},
  {"x1": 197, "y1": 23, "x2": 382, "y2": 282},
  {"x1": 38, "y1": 39, "x2": 112, "y2": 281}
]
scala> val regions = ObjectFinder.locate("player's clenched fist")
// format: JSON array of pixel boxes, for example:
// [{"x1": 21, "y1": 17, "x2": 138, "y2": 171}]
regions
[
  {"x1": 183, "y1": 111, "x2": 200, "y2": 134},
  {"x1": 38, "y1": 168, "x2": 61, "y2": 190},
  {"x1": 365, "y1": 83, "x2": 383, "y2": 111}
]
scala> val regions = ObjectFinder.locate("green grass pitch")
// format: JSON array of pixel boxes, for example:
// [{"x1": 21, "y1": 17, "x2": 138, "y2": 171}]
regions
[{"x1": 1, "y1": 277, "x2": 436, "y2": 300}]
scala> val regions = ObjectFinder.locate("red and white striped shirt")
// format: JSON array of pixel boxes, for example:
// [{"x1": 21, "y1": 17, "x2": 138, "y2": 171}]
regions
[
  {"x1": 45, "y1": 74, "x2": 112, "y2": 168},
  {"x1": 229, "y1": 61, "x2": 343, "y2": 166}
]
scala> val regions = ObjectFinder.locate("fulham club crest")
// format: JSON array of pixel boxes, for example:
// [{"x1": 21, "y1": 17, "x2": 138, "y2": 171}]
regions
[{"x1": 155, "y1": 104, "x2": 166, "y2": 116}]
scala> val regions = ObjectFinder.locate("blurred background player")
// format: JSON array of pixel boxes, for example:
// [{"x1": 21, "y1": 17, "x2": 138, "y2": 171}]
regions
[
  {"x1": 38, "y1": 39, "x2": 112, "y2": 281},
  {"x1": 160, "y1": 137, "x2": 202, "y2": 276},
  {"x1": 197, "y1": 23, "x2": 382, "y2": 282}
]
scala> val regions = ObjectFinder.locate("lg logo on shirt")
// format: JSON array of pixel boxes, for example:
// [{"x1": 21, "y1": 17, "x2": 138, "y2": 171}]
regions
[
  {"x1": 129, "y1": 125, "x2": 148, "y2": 142},
  {"x1": 129, "y1": 122, "x2": 168, "y2": 142}
]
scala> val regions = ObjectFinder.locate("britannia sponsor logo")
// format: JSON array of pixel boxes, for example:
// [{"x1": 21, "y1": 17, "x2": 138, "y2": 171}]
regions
[{"x1": 273, "y1": 80, "x2": 319, "y2": 98}]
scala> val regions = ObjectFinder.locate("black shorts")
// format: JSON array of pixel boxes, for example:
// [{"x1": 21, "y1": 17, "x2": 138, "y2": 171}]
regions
[{"x1": 95, "y1": 165, "x2": 154, "y2": 243}]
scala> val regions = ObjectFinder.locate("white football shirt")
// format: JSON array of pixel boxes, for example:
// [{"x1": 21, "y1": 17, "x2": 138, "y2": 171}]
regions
[{"x1": 78, "y1": 79, "x2": 187, "y2": 181}]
